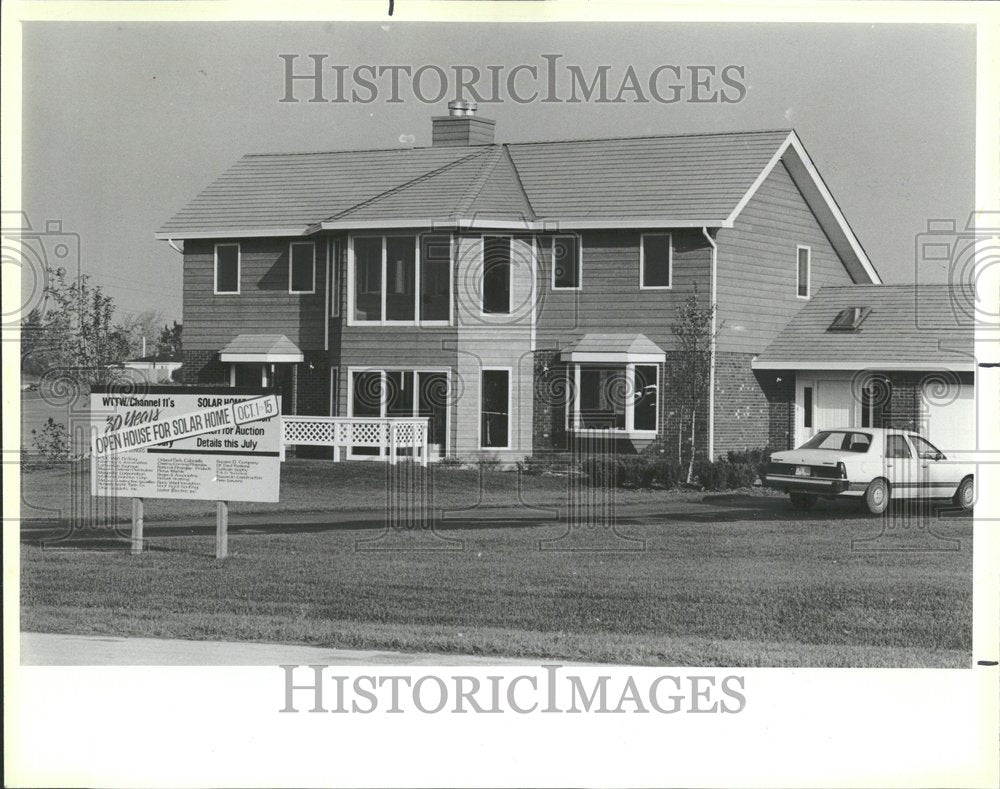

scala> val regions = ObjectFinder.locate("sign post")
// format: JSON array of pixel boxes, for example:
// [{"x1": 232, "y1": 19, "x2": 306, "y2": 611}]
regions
[
  {"x1": 90, "y1": 386, "x2": 281, "y2": 559},
  {"x1": 216, "y1": 501, "x2": 229, "y2": 559},
  {"x1": 131, "y1": 498, "x2": 144, "y2": 554}
]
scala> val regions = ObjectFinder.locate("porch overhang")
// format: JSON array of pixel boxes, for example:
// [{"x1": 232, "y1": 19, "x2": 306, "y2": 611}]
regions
[
  {"x1": 219, "y1": 334, "x2": 304, "y2": 364},
  {"x1": 560, "y1": 333, "x2": 667, "y2": 364}
]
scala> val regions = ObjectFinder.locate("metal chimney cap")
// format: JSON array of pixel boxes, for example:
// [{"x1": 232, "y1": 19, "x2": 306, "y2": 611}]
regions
[{"x1": 447, "y1": 100, "x2": 477, "y2": 116}]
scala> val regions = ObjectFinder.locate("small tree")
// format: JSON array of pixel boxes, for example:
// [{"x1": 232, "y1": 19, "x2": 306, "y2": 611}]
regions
[
  {"x1": 672, "y1": 287, "x2": 722, "y2": 483},
  {"x1": 20, "y1": 267, "x2": 133, "y2": 386},
  {"x1": 156, "y1": 320, "x2": 182, "y2": 356}
]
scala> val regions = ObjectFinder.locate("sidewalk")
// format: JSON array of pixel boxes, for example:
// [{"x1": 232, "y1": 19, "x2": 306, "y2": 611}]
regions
[{"x1": 20, "y1": 632, "x2": 586, "y2": 666}]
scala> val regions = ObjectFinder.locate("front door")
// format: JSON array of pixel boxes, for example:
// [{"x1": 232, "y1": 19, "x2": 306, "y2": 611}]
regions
[{"x1": 796, "y1": 376, "x2": 858, "y2": 447}]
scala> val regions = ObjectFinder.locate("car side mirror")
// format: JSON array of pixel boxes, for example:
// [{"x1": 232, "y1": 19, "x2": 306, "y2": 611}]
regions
[{"x1": 936, "y1": 451, "x2": 946, "y2": 461}]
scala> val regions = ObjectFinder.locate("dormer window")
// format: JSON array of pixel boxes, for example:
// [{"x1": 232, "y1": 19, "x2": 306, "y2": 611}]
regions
[{"x1": 828, "y1": 306, "x2": 871, "y2": 332}]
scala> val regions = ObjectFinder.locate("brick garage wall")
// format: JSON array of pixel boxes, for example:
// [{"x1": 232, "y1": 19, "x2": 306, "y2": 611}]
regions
[
  {"x1": 179, "y1": 349, "x2": 227, "y2": 385},
  {"x1": 713, "y1": 352, "x2": 794, "y2": 455},
  {"x1": 766, "y1": 374, "x2": 795, "y2": 451}
]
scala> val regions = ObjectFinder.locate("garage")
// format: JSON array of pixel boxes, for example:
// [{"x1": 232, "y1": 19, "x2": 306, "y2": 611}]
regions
[{"x1": 753, "y1": 284, "x2": 975, "y2": 451}]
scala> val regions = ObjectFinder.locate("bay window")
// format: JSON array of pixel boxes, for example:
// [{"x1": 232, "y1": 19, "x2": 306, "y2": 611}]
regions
[
  {"x1": 570, "y1": 363, "x2": 659, "y2": 434},
  {"x1": 350, "y1": 234, "x2": 452, "y2": 325}
]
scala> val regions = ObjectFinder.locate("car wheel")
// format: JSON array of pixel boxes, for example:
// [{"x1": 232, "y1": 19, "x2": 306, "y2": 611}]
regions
[
  {"x1": 953, "y1": 476, "x2": 974, "y2": 511},
  {"x1": 789, "y1": 491, "x2": 817, "y2": 511},
  {"x1": 864, "y1": 478, "x2": 890, "y2": 515}
]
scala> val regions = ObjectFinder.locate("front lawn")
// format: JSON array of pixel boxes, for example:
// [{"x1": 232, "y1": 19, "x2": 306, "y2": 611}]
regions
[
  {"x1": 19, "y1": 458, "x2": 732, "y2": 524},
  {"x1": 20, "y1": 504, "x2": 972, "y2": 667}
]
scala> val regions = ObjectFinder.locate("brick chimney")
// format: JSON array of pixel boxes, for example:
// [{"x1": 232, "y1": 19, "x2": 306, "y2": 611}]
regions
[{"x1": 431, "y1": 101, "x2": 496, "y2": 147}]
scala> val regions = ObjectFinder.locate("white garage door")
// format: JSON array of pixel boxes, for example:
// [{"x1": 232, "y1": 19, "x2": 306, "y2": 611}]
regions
[{"x1": 924, "y1": 382, "x2": 975, "y2": 452}]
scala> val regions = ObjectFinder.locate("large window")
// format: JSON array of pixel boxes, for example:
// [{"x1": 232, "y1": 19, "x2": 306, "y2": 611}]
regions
[
  {"x1": 640, "y1": 233, "x2": 672, "y2": 289},
  {"x1": 348, "y1": 368, "x2": 450, "y2": 458},
  {"x1": 350, "y1": 235, "x2": 451, "y2": 325},
  {"x1": 550, "y1": 234, "x2": 581, "y2": 290},
  {"x1": 421, "y1": 235, "x2": 452, "y2": 322},
  {"x1": 797, "y1": 245, "x2": 811, "y2": 299},
  {"x1": 289, "y1": 242, "x2": 315, "y2": 293},
  {"x1": 480, "y1": 368, "x2": 511, "y2": 449},
  {"x1": 571, "y1": 363, "x2": 659, "y2": 434},
  {"x1": 214, "y1": 243, "x2": 240, "y2": 294},
  {"x1": 385, "y1": 237, "x2": 416, "y2": 320},
  {"x1": 482, "y1": 236, "x2": 511, "y2": 314}
]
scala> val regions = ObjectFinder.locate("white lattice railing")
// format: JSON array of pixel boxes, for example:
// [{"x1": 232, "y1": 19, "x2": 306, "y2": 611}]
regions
[{"x1": 282, "y1": 416, "x2": 431, "y2": 466}]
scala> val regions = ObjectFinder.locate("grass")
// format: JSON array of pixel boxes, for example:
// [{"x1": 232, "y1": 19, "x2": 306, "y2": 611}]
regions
[
  {"x1": 19, "y1": 457, "x2": 730, "y2": 524},
  {"x1": 20, "y1": 499, "x2": 973, "y2": 666}
]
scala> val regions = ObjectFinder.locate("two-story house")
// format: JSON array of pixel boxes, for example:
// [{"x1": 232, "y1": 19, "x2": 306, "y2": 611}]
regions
[{"x1": 158, "y1": 102, "x2": 974, "y2": 462}]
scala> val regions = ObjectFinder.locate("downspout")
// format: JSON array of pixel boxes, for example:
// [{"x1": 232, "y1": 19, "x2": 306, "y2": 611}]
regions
[
  {"x1": 324, "y1": 237, "x2": 331, "y2": 352},
  {"x1": 702, "y1": 226, "x2": 717, "y2": 460},
  {"x1": 167, "y1": 238, "x2": 183, "y2": 255}
]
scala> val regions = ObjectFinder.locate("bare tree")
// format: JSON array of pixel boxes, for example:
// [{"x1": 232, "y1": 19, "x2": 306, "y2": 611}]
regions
[{"x1": 672, "y1": 287, "x2": 722, "y2": 483}]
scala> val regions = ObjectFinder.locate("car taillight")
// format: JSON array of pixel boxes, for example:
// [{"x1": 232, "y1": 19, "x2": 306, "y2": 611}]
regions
[{"x1": 837, "y1": 462, "x2": 847, "y2": 478}]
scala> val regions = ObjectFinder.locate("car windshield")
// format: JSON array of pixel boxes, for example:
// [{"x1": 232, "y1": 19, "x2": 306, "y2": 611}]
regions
[{"x1": 800, "y1": 431, "x2": 873, "y2": 452}]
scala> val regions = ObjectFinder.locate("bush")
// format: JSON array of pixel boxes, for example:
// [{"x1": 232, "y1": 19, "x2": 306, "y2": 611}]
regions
[
  {"x1": 584, "y1": 455, "x2": 760, "y2": 492},
  {"x1": 516, "y1": 454, "x2": 580, "y2": 476},
  {"x1": 726, "y1": 447, "x2": 772, "y2": 483},
  {"x1": 694, "y1": 460, "x2": 758, "y2": 491},
  {"x1": 30, "y1": 417, "x2": 70, "y2": 465}
]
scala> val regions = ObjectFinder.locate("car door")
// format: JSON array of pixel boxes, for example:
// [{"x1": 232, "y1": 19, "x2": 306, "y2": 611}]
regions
[
  {"x1": 883, "y1": 433, "x2": 919, "y2": 499},
  {"x1": 909, "y1": 434, "x2": 956, "y2": 499}
]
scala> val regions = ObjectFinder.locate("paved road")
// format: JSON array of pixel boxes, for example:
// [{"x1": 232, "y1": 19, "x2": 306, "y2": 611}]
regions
[{"x1": 20, "y1": 632, "x2": 582, "y2": 666}]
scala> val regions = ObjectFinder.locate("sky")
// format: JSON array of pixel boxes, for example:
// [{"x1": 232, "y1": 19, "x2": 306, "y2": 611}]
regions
[{"x1": 21, "y1": 21, "x2": 976, "y2": 323}]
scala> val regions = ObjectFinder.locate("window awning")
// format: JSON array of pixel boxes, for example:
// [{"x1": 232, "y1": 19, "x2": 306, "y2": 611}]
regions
[
  {"x1": 560, "y1": 333, "x2": 666, "y2": 364},
  {"x1": 219, "y1": 334, "x2": 304, "y2": 363}
]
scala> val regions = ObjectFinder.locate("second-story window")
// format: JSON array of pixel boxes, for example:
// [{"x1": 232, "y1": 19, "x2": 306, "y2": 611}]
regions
[
  {"x1": 640, "y1": 233, "x2": 672, "y2": 289},
  {"x1": 797, "y1": 245, "x2": 811, "y2": 299},
  {"x1": 289, "y1": 242, "x2": 316, "y2": 294},
  {"x1": 214, "y1": 243, "x2": 240, "y2": 294},
  {"x1": 551, "y1": 234, "x2": 581, "y2": 290},
  {"x1": 482, "y1": 235, "x2": 511, "y2": 314},
  {"x1": 350, "y1": 234, "x2": 451, "y2": 325}
]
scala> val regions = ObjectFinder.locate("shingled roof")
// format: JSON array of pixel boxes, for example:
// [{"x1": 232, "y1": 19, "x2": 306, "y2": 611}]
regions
[
  {"x1": 156, "y1": 126, "x2": 879, "y2": 283},
  {"x1": 752, "y1": 285, "x2": 975, "y2": 371}
]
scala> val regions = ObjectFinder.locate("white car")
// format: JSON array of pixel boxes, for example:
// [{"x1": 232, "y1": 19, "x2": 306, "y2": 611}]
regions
[{"x1": 765, "y1": 428, "x2": 975, "y2": 515}]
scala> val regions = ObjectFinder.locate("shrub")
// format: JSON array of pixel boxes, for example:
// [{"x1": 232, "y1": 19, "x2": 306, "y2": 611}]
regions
[
  {"x1": 585, "y1": 455, "x2": 758, "y2": 492},
  {"x1": 582, "y1": 456, "x2": 618, "y2": 488},
  {"x1": 726, "y1": 447, "x2": 772, "y2": 484},
  {"x1": 516, "y1": 454, "x2": 579, "y2": 476},
  {"x1": 650, "y1": 459, "x2": 684, "y2": 489},
  {"x1": 30, "y1": 417, "x2": 70, "y2": 465}
]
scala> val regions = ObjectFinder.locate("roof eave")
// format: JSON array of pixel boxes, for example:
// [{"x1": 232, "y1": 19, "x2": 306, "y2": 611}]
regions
[
  {"x1": 725, "y1": 130, "x2": 882, "y2": 285},
  {"x1": 154, "y1": 227, "x2": 317, "y2": 240},
  {"x1": 751, "y1": 359, "x2": 975, "y2": 372},
  {"x1": 316, "y1": 218, "x2": 729, "y2": 231}
]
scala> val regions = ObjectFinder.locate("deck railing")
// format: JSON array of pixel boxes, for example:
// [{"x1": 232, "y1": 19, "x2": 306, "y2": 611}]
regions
[{"x1": 282, "y1": 416, "x2": 431, "y2": 466}]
